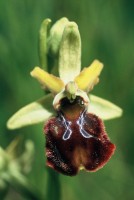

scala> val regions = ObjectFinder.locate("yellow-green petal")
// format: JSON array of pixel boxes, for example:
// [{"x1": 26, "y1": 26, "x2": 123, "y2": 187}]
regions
[
  {"x1": 30, "y1": 66, "x2": 65, "y2": 94},
  {"x1": 75, "y1": 60, "x2": 103, "y2": 92},
  {"x1": 88, "y1": 94, "x2": 123, "y2": 120},
  {"x1": 59, "y1": 22, "x2": 81, "y2": 83},
  {"x1": 7, "y1": 94, "x2": 54, "y2": 129}
]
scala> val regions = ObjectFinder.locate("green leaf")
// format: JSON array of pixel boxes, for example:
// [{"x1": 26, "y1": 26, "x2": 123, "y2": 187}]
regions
[
  {"x1": 88, "y1": 94, "x2": 123, "y2": 120},
  {"x1": 7, "y1": 94, "x2": 55, "y2": 129}
]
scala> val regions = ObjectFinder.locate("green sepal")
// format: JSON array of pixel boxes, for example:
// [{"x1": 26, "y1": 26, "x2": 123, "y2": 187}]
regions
[
  {"x1": 88, "y1": 94, "x2": 123, "y2": 120},
  {"x1": 47, "y1": 17, "x2": 69, "y2": 56},
  {"x1": 59, "y1": 22, "x2": 81, "y2": 83},
  {"x1": 7, "y1": 94, "x2": 55, "y2": 129}
]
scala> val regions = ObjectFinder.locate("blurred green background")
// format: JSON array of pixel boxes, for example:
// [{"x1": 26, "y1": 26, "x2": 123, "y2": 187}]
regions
[{"x1": 0, "y1": 0, "x2": 134, "y2": 199}]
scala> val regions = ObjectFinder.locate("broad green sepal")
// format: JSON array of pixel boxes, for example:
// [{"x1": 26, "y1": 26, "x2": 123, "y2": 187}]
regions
[
  {"x1": 7, "y1": 94, "x2": 54, "y2": 129},
  {"x1": 88, "y1": 94, "x2": 123, "y2": 120},
  {"x1": 59, "y1": 22, "x2": 81, "y2": 83},
  {"x1": 48, "y1": 17, "x2": 69, "y2": 56}
]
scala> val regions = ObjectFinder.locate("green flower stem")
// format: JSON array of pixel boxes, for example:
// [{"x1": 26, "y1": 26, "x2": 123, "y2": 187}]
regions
[
  {"x1": 39, "y1": 18, "x2": 51, "y2": 70},
  {"x1": 46, "y1": 168, "x2": 61, "y2": 200},
  {"x1": 39, "y1": 19, "x2": 62, "y2": 200},
  {"x1": 4, "y1": 172, "x2": 43, "y2": 200}
]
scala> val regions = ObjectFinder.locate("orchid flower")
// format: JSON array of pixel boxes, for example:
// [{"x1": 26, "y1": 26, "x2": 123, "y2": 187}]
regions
[{"x1": 7, "y1": 18, "x2": 122, "y2": 176}]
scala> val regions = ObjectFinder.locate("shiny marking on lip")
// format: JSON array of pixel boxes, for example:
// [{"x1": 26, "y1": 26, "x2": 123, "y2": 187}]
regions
[
  {"x1": 60, "y1": 108, "x2": 94, "y2": 141},
  {"x1": 77, "y1": 109, "x2": 93, "y2": 139},
  {"x1": 59, "y1": 113, "x2": 72, "y2": 140}
]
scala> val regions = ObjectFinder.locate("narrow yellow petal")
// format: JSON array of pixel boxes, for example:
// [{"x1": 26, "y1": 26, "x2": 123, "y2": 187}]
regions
[
  {"x1": 30, "y1": 67, "x2": 65, "y2": 94},
  {"x1": 75, "y1": 60, "x2": 103, "y2": 91}
]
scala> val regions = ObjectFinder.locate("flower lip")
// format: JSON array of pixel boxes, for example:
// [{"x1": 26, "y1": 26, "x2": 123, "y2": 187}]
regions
[{"x1": 44, "y1": 96, "x2": 116, "y2": 176}]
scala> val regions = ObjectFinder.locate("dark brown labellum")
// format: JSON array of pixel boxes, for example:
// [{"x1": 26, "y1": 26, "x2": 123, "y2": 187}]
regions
[{"x1": 44, "y1": 97, "x2": 116, "y2": 176}]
